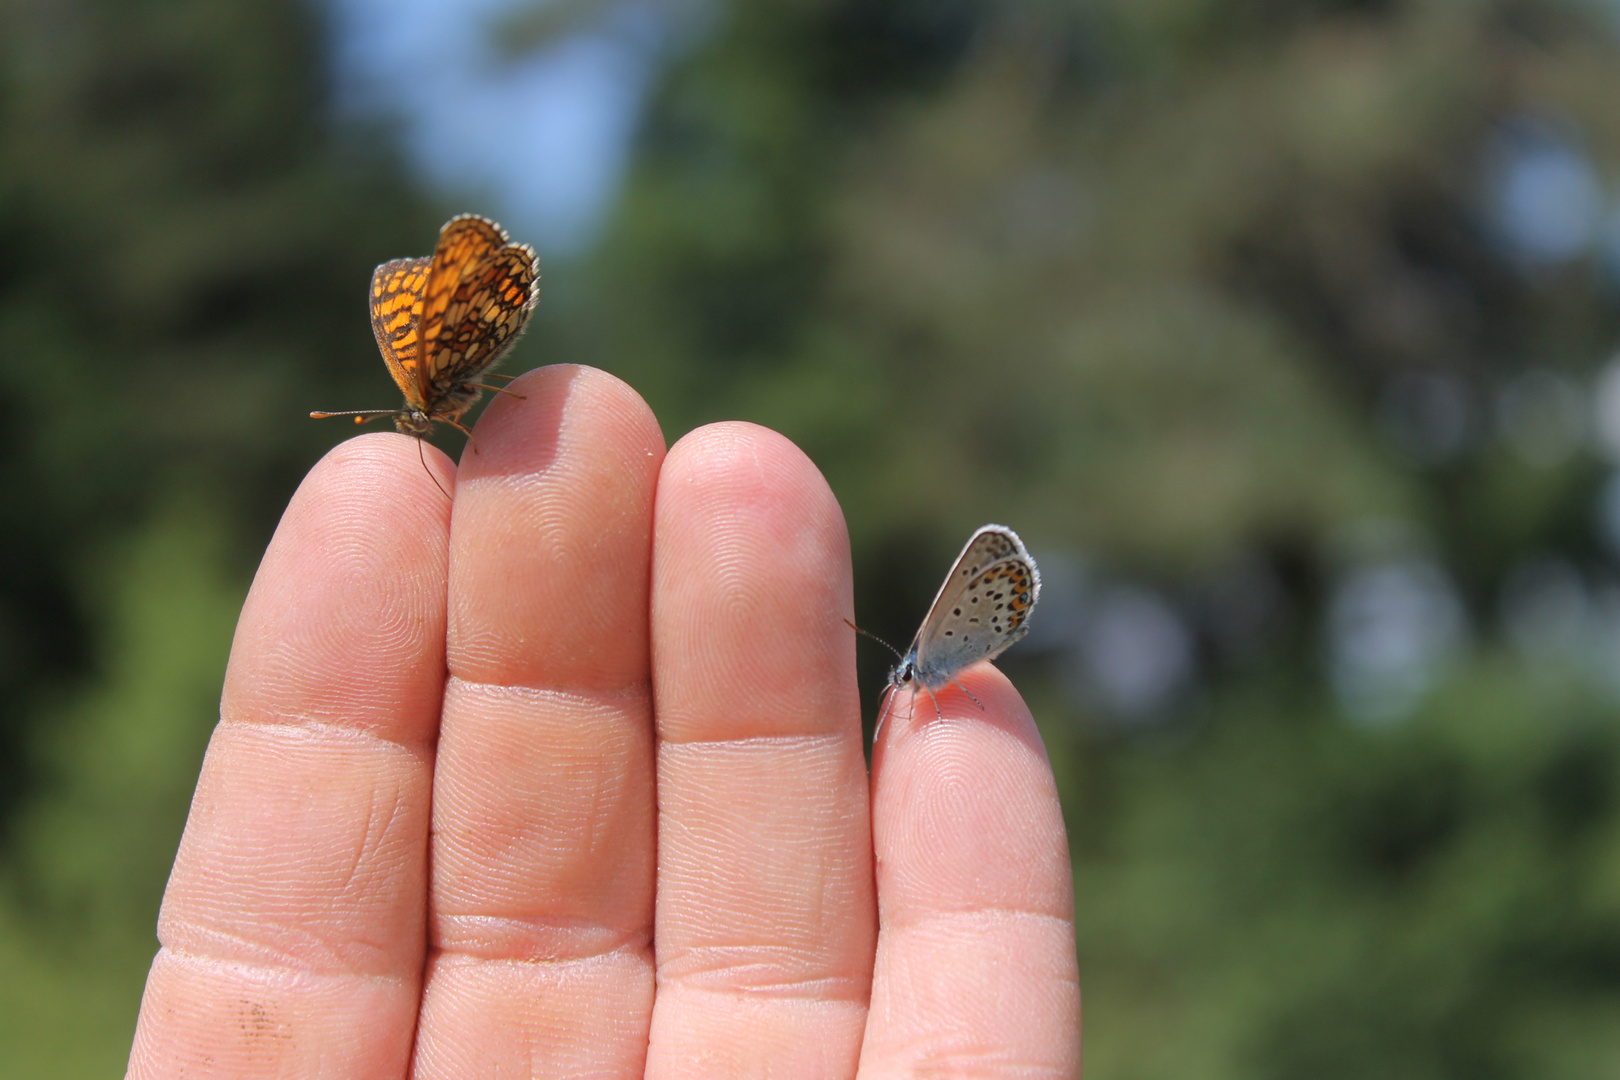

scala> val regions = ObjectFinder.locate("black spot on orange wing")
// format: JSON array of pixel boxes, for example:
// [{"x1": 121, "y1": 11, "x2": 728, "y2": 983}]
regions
[
  {"x1": 327, "y1": 214, "x2": 540, "y2": 440},
  {"x1": 418, "y1": 216, "x2": 510, "y2": 362},
  {"x1": 421, "y1": 244, "x2": 539, "y2": 404}
]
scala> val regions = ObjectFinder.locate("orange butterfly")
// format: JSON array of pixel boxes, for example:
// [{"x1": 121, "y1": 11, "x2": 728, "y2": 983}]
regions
[{"x1": 313, "y1": 213, "x2": 540, "y2": 442}]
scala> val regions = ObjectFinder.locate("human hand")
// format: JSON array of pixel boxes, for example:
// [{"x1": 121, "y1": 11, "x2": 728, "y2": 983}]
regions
[{"x1": 126, "y1": 366, "x2": 1080, "y2": 1078}]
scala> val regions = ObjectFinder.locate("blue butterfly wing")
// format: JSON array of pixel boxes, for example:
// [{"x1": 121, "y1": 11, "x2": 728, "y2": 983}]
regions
[{"x1": 911, "y1": 526, "x2": 1041, "y2": 689}]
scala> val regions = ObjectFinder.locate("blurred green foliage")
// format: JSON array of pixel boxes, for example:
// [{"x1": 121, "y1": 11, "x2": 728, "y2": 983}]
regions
[
  {"x1": 0, "y1": 0, "x2": 442, "y2": 1070},
  {"x1": 5, "y1": 0, "x2": 1620, "y2": 1074},
  {"x1": 573, "y1": 8, "x2": 1620, "y2": 1070},
  {"x1": 0, "y1": 503, "x2": 242, "y2": 1076}
]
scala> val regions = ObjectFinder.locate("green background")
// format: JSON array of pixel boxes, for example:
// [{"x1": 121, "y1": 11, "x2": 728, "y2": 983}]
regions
[{"x1": 4, "y1": 0, "x2": 1620, "y2": 1074}]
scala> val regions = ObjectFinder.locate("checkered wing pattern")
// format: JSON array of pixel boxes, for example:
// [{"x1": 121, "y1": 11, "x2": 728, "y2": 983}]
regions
[
  {"x1": 368, "y1": 257, "x2": 432, "y2": 408},
  {"x1": 418, "y1": 214, "x2": 539, "y2": 402}
]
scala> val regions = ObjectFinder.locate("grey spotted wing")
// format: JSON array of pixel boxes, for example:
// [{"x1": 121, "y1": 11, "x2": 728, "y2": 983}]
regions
[{"x1": 911, "y1": 525, "x2": 1041, "y2": 683}]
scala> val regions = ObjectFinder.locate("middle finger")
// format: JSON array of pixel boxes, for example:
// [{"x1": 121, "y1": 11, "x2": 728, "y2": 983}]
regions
[{"x1": 413, "y1": 365, "x2": 665, "y2": 1077}]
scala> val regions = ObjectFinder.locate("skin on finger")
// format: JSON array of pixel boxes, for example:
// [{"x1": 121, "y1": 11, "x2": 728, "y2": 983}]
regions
[
  {"x1": 860, "y1": 665, "x2": 1080, "y2": 1079},
  {"x1": 412, "y1": 366, "x2": 665, "y2": 1079},
  {"x1": 647, "y1": 422, "x2": 874, "y2": 1080},
  {"x1": 127, "y1": 435, "x2": 454, "y2": 1080}
]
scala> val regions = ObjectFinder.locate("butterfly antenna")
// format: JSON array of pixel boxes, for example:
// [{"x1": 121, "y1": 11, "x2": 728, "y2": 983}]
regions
[
  {"x1": 415, "y1": 437, "x2": 451, "y2": 500},
  {"x1": 843, "y1": 618, "x2": 902, "y2": 660},
  {"x1": 310, "y1": 409, "x2": 397, "y2": 424}
]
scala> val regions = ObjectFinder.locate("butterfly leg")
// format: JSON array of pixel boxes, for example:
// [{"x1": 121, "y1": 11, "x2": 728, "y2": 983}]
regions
[
  {"x1": 443, "y1": 417, "x2": 480, "y2": 453},
  {"x1": 873, "y1": 685, "x2": 897, "y2": 744},
  {"x1": 921, "y1": 684, "x2": 944, "y2": 722},
  {"x1": 947, "y1": 676, "x2": 986, "y2": 712},
  {"x1": 474, "y1": 384, "x2": 527, "y2": 401},
  {"x1": 875, "y1": 682, "x2": 933, "y2": 743}
]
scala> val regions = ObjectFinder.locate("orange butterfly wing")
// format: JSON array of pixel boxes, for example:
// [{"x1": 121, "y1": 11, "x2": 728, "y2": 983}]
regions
[
  {"x1": 354, "y1": 214, "x2": 538, "y2": 432},
  {"x1": 368, "y1": 256, "x2": 432, "y2": 411},
  {"x1": 417, "y1": 215, "x2": 539, "y2": 407}
]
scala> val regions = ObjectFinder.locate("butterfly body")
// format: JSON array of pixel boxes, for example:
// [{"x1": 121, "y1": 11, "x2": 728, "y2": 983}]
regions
[
  {"x1": 314, "y1": 214, "x2": 540, "y2": 439},
  {"x1": 886, "y1": 525, "x2": 1041, "y2": 719}
]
